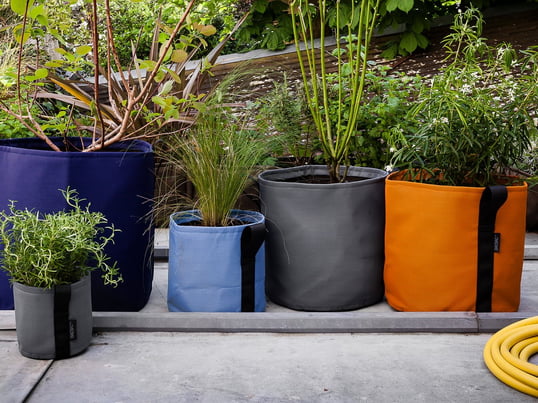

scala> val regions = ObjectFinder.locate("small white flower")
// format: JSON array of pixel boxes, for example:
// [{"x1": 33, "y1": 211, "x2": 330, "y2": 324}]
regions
[
  {"x1": 389, "y1": 147, "x2": 397, "y2": 153},
  {"x1": 461, "y1": 84, "x2": 472, "y2": 94},
  {"x1": 385, "y1": 165, "x2": 394, "y2": 172},
  {"x1": 441, "y1": 117, "x2": 449, "y2": 124}
]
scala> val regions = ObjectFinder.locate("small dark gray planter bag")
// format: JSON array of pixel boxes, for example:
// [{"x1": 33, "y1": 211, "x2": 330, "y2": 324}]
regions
[
  {"x1": 258, "y1": 165, "x2": 387, "y2": 311},
  {"x1": 13, "y1": 276, "x2": 93, "y2": 359}
]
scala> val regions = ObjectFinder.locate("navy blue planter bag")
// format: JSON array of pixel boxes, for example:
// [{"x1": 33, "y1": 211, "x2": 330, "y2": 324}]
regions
[
  {"x1": 0, "y1": 137, "x2": 154, "y2": 311},
  {"x1": 168, "y1": 210, "x2": 266, "y2": 312}
]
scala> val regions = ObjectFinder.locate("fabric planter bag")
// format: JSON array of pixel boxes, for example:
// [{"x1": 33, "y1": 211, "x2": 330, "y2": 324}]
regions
[
  {"x1": 14, "y1": 276, "x2": 92, "y2": 359},
  {"x1": 258, "y1": 165, "x2": 387, "y2": 311},
  {"x1": 168, "y1": 210, "x2": 266, "y2": 312},
  {"x1": 0, "y1": 137, "x2": 154, "y2": 311},
  {"x1": 384, "y1": 170, "x2": 528, "y2": 312}
]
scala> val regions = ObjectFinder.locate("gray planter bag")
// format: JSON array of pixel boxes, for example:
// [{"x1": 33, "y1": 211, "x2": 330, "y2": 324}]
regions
[
  {"x1": 258, "y1": 165, "x2": 387, "y2": 311},
  {"x1": 13, "y1": 276, "x2": 93, "y2": 359}
]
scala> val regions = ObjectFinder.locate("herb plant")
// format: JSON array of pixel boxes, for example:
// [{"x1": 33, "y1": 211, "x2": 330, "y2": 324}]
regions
[
  {"x1": 388, "y1": 8, "x2": 538, "y2": 186},
  {"x1": 0, "y1": 188, "x2": 122, "y2": 288}
]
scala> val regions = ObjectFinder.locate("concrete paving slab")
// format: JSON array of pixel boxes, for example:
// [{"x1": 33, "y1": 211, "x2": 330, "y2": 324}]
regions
[
  {"x1": 0, "y1": 332, "x2": 52, "y2": 403},
  {"x1": 20, "y1": 332, "x2": 538, "y2": 402},
  {"x1": 525, "y1": 232, "x2": 538, "y2": 259}
]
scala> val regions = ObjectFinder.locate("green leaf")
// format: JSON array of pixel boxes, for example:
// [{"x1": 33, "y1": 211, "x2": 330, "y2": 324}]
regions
[
  {"x1": 171, "y1": 49, "x2": 188, "y2": 63},
  {"x1": 36, "y1": 14, "x2": 48, "y2": 26},
  {"x1": 151, "y1": 96, "x2": 166, "y2": 108},
  {"x1": 75, "y1": 45, "x2": 92, "y2": 56},
  {"x1": 159, "y1": 80, "x2": 174, "y2": 97},
  {"x1": 28, "y1": 3, "x2": 44, "y2": 19},
  {"x1": 13, "y1": 23, "x2": 31, "y2": 44},
  {"x1": 194, "y1": 23, "x2": 217, "y2": 37},
  {"x1": 34, "y1": 68, "x2": 48, "y2": 79},
  {"x1": 253, "y1": 0, "x2": 268, "y2": 13},
  {"x1": 398, "y1": 0, "x2": 414, "y2": 13},
  {"x1": 10, "y1": 0, "x2": 31, "y2": 16},
  {"x1": 386, "y1": 0, "x2": 399, "y2": 12},
  {"x1": 139, "y1": 59, "x2": 157, "y2": 71},
  {"x1": 415, "y1": 33, "x2": 429, "y2": 49},
  {"x1": 411, "y1": 19, "x2": 424, "y2": 34},
  {"x1": 400, "y1": 32, "x2": 418, "y2": 53},
  {"x1": 154, "y1": 70, "x2": 166, "y2": 83}
]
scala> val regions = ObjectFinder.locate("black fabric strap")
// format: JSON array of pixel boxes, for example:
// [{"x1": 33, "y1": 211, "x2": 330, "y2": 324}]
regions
[
  {"x1": 240, "y1": 223, "x2": 266, "y2": 312},
  {"x1": 476, "y1": 185, "x2": 507, "y2": 312},
  {"x1": 54, "y1": 284, "x2": 72, "y2": 359}
]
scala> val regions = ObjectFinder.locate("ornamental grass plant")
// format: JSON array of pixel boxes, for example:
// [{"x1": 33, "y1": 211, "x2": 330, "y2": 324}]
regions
[
  {"x1": 157, "y1": 76, "x2": 269, "y2": 227},
  {"x1": 388, "y1": 8, "x2": 538, "y2": 187},
  {"x1": 0, "y1": 188, "x2": 122, "y2": 288}
]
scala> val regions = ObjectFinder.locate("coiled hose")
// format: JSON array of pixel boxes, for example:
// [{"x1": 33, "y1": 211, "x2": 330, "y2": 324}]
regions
[{"x1": 483, "y1": 316, "x2": 538, "y2": 397}]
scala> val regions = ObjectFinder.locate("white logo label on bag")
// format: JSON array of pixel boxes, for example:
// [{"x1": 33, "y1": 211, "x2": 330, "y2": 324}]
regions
[
  {"x1": 493, "y1": 233, "x2": 501, "y2": 253},
  {"x1": 69, "y1": 320, "x2": 77, "y2": 340}
]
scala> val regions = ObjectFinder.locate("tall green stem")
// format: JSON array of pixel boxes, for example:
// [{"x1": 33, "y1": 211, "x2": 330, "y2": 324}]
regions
[{"x1": 290, "y1": 0, "x2": 380, "y2": 182}]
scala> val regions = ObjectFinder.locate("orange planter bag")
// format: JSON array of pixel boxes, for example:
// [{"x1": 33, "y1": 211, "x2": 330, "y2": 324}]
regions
[{"x1": 384, "y1": 170, "x2": 528, "y2": 312}]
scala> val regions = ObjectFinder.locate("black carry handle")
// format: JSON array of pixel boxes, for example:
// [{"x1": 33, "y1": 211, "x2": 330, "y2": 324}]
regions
[
  {"x1": 54, "y1": 284, "x2": 72, "y2": 359},
  {"x1": 240, "y1": 223, "x2": 266, "y2": 312},
  {"x1": 476, "y1": 185, "x2": 507, "y2": 312}
]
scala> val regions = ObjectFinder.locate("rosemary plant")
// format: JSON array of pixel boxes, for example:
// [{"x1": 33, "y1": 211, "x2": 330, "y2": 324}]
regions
[
  {"x1": 290, "y1": 0, "x2": 381, "y2": 182},
  {"x1": 0, "y1": 188, "x2": 122, "y2": 288}
]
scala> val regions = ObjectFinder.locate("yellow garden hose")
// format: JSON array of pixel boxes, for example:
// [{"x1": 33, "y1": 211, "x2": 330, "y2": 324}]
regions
[{"x1": 483, "y1": 316, "x2": 538, "y2": 397}]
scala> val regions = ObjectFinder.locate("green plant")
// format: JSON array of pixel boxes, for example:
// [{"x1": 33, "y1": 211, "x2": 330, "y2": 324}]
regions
[
  {"x1": 291, "y1": 0, "x2": 381, "y2": 182},
  {"x1": 254, "y1": 74, "x2": 315, "y2": 163},
  {"x1": 235, "y1": 0, "x2": 294, "y2": 51},
  {"x1": 234, "y1": 0, "x2": 459, "y2": 56},
  {"x1": 157, "y1": 77, "x2": 269, "y2": 227},
  {"x1": 324, "y1": 62, "x2": 422, "y2": 169},
  {"x1": 0, "y1": 187, "x2": 122, "y2": 288},
  {"x1": 1, "y1": 0, "x2": 249, "y2": 152},
  {"x1": 388, "y1": 8, "x2": 538, "y2": 186}
]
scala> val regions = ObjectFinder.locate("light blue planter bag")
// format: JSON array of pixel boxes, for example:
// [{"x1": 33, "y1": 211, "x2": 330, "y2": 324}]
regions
[{"x1": 168, "y1": 210, "x2": 266, "y2": 312}]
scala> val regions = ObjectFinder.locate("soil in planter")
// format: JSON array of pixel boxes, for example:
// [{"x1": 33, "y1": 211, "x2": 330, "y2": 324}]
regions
[
  {"x1": 179, "y1": 219, "x2": 252, "y2": 227},
  {"x1": 278, "y1": 174, "x2": 367, "y2": 184}
]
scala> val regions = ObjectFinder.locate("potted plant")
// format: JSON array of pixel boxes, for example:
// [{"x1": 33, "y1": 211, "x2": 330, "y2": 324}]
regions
[
  {"x1": 514, "y1": 143, "x2": 538, "y2": 232},
  {"x1": 0, "y1": 188, "x2": 122, "y2": 359},
  {"x1": 258, "y1": 0, "x2": 388, "y2": 311},
  {"x1": 0, "y1": 0, "x2": 248, "y2": 310},
  {"x1": 160, "y1": 81, "x2": 269, "y2": 312},
  {"x1": 384, "y1": 8, "x2": 538, "y2": 312}
]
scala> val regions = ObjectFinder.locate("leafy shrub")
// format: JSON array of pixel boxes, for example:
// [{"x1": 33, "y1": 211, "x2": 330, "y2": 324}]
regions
[{"x1": 388, "y1": 8, "x2": 538, "y2": 186}]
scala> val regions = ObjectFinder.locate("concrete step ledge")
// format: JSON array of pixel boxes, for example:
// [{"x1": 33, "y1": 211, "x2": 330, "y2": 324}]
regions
[{"x1": 1, "y1": 311, "x2": 535, "y2": 334}]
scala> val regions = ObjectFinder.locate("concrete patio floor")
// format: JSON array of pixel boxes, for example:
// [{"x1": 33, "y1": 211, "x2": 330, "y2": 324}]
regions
[{"x1": 0, "y1": 232, "x2": 536, "y2": 402}]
